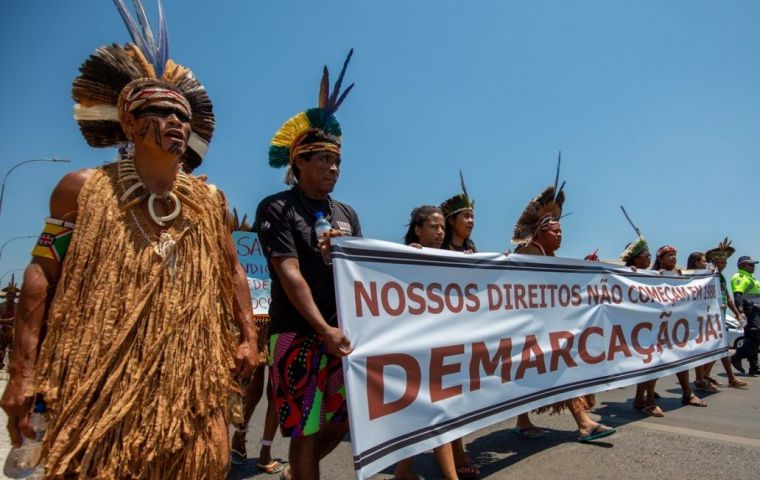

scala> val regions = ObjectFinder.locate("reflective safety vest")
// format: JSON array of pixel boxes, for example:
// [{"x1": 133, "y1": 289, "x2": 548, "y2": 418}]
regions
[{"x1": 731, "y1": 269, "x2": 760, "y2": 298}]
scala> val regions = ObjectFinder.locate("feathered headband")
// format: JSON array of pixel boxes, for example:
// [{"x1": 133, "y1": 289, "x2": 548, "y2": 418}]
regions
[
  {"x1": 656, "y1": 245, "x2": 677, "y2": 258},
  {"x1": 512, "y1": 152, "x2": 566, "y2": 245},
  {"x1": 269, "y1": 49, "x2": 355, "y2": 184},
  {"x1": 705, "y1": 237, "x2": 735, "y2": 262},
  {"x1": 619, "y1": 205, "x2": 649, "y2": 263},
  {"x1": 440, "y1": 170, "x2": 475, "y2": 218},
  {"x1": 72, "y1": 0, "x2": 214, "y2": 172}
]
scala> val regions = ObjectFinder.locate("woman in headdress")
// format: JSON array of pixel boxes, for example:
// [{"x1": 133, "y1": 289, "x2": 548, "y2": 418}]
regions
[
  {"x1": 509, "y1": 155, "x2": 616, "y2": 442},
  {"x1": 438, "y1": 174, "x2": 481, "y2": 477},
  {"x1": 653, "y1": 246, "x2": 708, "y2": 407},
  {"x1": 619, "y1": 208, "x2": 664, "y2": 416},
  {"x1": 441, "y1": 171, "x2": 477, "y2": 253},
  {"x1": 393, "y1": 205, "x2": 463, "y2": 480}
]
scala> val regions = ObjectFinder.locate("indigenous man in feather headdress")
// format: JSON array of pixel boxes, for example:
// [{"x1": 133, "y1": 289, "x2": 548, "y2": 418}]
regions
[
  {"x1": 509, "y1": 155, "x2": 617, "y2": 443},
  {"x1": 0, "y1": 276, "x2": 19, "y2": 373},
  {"x1": 255, "y1": 50, "x2": 361, "y2": 480},
  {"x1": 0, "y1": 2, "x2": 258, "y2": 478},
  {"x1": 699, "y1": 239, "x2": 749, "y2": 388}
]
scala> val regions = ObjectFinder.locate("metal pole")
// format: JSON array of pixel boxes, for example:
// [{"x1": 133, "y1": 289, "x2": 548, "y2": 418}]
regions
[
  {"x1": 0, "y1": 235, "x2": 37, "y2": 264},
  {"x1": 0, "y1": 158, "x2": 71, "y2": 216}
]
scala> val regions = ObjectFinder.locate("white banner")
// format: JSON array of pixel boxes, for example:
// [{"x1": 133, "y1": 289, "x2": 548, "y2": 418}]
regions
[
  {"x1": 332, "y1": 238, "x2": 727, "y2": 480},
  {"x1": 233, "y1": 231, "x2": 271, "y2": 315}
]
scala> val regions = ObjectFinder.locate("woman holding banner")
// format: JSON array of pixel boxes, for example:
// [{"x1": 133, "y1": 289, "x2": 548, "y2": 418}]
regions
[
  {"x1": 440, "y1": 176, "x2": 482, "y2": 478},
  {"x1": 509, "y1": 159, "x2": 616, "y2": 443},
  {"x1": 619, "y1": 208, "x2": 665, "y2": 417},
  {"x1": 653, "y1": 246, "x2": 708, "y2": 407},
  {"x1": 393, "y1": 205, "x2": 464, "y2": 480}
]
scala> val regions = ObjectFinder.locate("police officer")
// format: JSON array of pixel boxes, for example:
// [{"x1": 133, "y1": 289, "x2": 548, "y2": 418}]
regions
[{"x1": 731, "y1": 256, "x2": 760, "y2": 376}]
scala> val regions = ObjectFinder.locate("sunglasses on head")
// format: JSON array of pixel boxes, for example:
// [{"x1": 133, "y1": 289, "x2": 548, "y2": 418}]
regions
[{"x1": 133, "y1": 105, "x2": 191, "y2": 123}]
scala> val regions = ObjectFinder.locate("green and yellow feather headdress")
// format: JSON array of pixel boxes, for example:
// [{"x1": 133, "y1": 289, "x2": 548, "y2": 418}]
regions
[{"x1": 269, "y1": 49, "x2": 355, "y2": 184}]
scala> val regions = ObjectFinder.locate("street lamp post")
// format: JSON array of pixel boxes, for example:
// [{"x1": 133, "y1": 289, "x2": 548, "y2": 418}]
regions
[
  {"x1": 0, "y1": 158, "x2": 71, "y2": 216},
  {"x1": 0, "y1": 235, "x2": 37, "y2": 264}
]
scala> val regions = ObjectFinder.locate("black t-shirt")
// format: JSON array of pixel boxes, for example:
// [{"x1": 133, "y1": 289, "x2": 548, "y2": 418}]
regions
[{"x1": 255, "y1": 187, "x2": 362, "y2": 334}]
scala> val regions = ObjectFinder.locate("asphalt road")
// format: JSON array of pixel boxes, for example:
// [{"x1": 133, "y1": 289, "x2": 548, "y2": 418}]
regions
[
  {"x1": 1, "y1": 369, "x2": 758, "y2": 480},
  {"x1": 228, "y1": 369, "x2": 760, "y2": 480}
]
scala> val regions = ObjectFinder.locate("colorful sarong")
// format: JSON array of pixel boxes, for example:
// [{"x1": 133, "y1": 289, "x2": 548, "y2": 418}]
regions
[{"x1": 269, "y1": 332, "x2": 347, "y2": 437}]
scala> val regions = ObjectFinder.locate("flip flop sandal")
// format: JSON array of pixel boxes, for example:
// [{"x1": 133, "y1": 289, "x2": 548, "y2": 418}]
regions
[
  {"x1": 681, "y1": 394, "x2": 707, "y2": 407},
  {"x1": 510, "y1": 426, "x2": 545, "y2": 439},
  {"x1": 257, "y1": 460, "x2": 285, "y2": 474},
  {"x1": 231, "y1": 448, "x2": 247, "y2": 466},
  {"x1": 729, "y1": 379, "x2": 749, "y2": 388},
  {"x1": 705, "y1": 375, "x2": 723, "y2": 386},
  {"x1": 644, "y1": 404, "x2": 664, "y2": 417},
  {"x1": 456, "y1": 463, "x2": 480, "y2": 480},
  {"x1": 578, "y1": 424, "x2": 617, "y2": 443}
]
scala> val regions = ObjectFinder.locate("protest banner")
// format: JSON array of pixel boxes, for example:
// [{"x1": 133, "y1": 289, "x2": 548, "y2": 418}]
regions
[
  {"x1": 233, "y1": 231, "x2": 271, "y2": 315},
  {"x1": 331, "y1": 238, "x2": 726, "y2": 479}
]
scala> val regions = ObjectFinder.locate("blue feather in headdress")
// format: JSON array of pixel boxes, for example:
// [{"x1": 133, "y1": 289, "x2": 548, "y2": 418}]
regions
[
  {"x1": 553, "y1": 150, "x2": 565, "y2": 202},
  {"x1": 112, "y1": 0, "x2": 169, "y2": 77},
  {"x1": 323, "y1": 49, "x2": 355, "y2": 119}
]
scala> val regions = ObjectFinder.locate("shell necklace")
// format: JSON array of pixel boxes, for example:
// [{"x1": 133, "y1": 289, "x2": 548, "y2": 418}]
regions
[{"x1": 117, "y1": 148, "x2": 194, "y2": 275}]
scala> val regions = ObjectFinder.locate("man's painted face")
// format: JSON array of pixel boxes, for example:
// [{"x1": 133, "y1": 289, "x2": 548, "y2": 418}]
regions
[
  {"x1": 415, "y1": 212, "x2": 445, "y2": 249},
  {"x1": 127, "y1": 98, "x2": 192, "y2": 156},
  {"x1": 450, "y1": 209, "x2": 474, "y2": 240}
]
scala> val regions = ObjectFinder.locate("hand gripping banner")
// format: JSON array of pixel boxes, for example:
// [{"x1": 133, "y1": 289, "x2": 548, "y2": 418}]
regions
[{"x1": 331, "y1": 238, "x2": 726, "y2": 480}]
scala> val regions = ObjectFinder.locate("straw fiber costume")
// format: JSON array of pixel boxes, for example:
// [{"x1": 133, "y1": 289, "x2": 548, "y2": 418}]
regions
[
  {"x1": 5, "y1": 2, "x2": 256, "y2": 478},
  {"x1": 513, "y1": 155, "x2": 596, "y2": 415}
]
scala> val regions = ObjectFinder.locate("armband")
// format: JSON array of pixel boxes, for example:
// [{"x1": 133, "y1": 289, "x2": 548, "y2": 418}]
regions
[{"x1": 32, "y1": 218, "x2": 75, "y2": 262}]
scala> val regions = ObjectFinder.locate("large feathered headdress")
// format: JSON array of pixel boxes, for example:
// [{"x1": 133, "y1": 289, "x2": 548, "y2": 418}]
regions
[
  {"x1": 512, "y1": 152, "x2": 565, "y2": 245},
  {"x1": 705, "y1": 237, "x2": 735, "y2": 262},
  {"x1": 440, "y1": 170, "x2": 475, "y2": 218},
  {"x1": 269, "y1": 49, "x2": 355, "y2": 185},
  {"x1": 72, "y1": 0, "x2": 214, "y2": 172},
  {"x1": 619, "y1": 205, "x2": 649, "y2": 263}
]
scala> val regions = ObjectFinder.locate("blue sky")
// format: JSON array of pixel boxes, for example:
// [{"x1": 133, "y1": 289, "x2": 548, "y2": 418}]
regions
[{"x1": 1, "y1": 0, "x2": 759, "y2": 283}]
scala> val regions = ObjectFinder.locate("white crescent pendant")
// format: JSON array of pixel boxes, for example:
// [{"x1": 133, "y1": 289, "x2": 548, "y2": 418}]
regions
[{"x1": 148, "y1": 192, "x2": 182, "y2": 226}]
